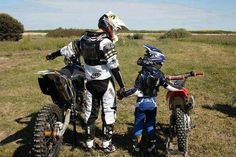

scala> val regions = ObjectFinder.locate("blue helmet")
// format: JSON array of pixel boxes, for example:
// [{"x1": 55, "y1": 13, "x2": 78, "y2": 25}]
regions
[
  {"x1": 137, "y1": 44, "x2": 165, "y2": 69},
  {"x1": 143, "y1": 44, "x2": 165, "y2": 64}
]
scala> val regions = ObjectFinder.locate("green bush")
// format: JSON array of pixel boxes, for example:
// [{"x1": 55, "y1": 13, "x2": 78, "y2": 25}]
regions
[
  {"x1": 0, "y1": 13, "x2": 24, "y2": 41},
  {"x1": 46, "y1": 28, "x2": 92, "y2": 38},
  {"x1": 160, "y1": 28, "x2": 191, "y2": 39},
  {"x1": 133, "y1": 33, "x2": 143, "y2": 39},
  {"x1": 126, "y1": 33, "x2": 143, "y2": 40},
  {"x1": 126, "y1": 34, "x2": 133, "y2": 39}
]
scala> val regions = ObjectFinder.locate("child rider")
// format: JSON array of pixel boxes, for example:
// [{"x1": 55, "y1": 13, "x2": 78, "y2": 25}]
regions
[{"x1": 118, "y1": 44, "x2": 182, "y2": 154}]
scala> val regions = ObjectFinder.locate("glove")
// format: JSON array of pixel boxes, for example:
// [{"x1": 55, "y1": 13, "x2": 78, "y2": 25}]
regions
[
  {"x1": 46, "y1": 53, "x2": 56, "y2": 60},
  {"x1": 117, "y1": 87, "x2": 126, "y2": 100}
]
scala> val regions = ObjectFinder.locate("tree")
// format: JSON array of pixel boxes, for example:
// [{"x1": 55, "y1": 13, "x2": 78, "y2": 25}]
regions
[{"x1": 0, "y1": 13, "x2": 24, "y2": 41}]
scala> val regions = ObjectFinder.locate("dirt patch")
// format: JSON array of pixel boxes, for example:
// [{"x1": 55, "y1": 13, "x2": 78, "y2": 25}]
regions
[
  {"x1": 0, "y1": 57, "x2": 20, "y2": 71},
  {"x1": 23, "y1": 32, "x2": 47, "y2": 36}
]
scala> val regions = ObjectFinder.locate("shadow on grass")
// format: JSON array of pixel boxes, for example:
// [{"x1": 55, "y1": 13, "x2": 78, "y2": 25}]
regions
[
  {"x1": 112, "y1": 122, "x2": 168, "y2": 157},
  {"x1": 0, "y1": 113, "x2": 87, "y2": 157},
  {"x1": 113, "y1": 123, "x2": 133, "y2": 152},
  {"x1": 202, "y1": 104, "x2": 236, "y2": 118},
  {"x1": 1, "y1": 114, "x2": 171, "y2": 157},
  {"x1": 62, "y1": 128, "x2": 86, "y2": 150},
  {"x1": 63, "y1": 125, "x2": 104, "y2": 151},
  {"x1": 0, "y1": 113, "x2": 37, "y2": 157},
  {"x1": 156, "y1": 122, "x2": 169, "y2": 157}
]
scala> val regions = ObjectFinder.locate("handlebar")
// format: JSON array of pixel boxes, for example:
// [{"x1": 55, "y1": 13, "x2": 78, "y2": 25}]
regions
[{"x1": 166, "y1": 71, "x2": 204, "y2": 80}]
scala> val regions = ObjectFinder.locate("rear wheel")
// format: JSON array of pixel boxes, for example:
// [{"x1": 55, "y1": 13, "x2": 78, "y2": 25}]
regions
[
  {"x1": 176, "y1": 108, "x2": 188, "y2": 154},
  {"x1": 32, "y1": 104, "x2": 63, "y2": 157}
]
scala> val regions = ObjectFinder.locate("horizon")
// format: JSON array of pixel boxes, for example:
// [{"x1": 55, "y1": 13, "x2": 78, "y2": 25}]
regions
[
  {"x1": 1, "y1": 0, "x2": 236, "y2": 31},
  {"x1": 24, "y1": 28, "x2": 236, "y2": 32}
]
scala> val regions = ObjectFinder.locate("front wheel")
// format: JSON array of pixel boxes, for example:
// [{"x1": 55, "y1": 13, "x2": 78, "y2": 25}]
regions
[
  {"x1": 176, "y1": 108, "x2": 188, "y2": 155},
  {"x1": 32, "y1": 104, "x2": 63, "y2": 157}
]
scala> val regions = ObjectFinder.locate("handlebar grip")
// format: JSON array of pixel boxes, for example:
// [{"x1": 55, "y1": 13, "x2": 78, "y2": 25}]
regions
[
  {"x1": 167, "y1": 71, "x2": 204, "y2": 80},
  {"x1": 166, "y1": 75, "x2": 185, "y2": 80},
  {"x1": 195, "y1": 71, "x2": 204, "y2": 76}
]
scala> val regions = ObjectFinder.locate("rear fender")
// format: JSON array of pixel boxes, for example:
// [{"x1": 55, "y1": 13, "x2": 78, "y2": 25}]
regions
[
  {"x1": 38, "y1": 74, "x2": 73, "y2": 103},
  {"x1": 169, "y1": 96, "x2": 186, "y2": 111},
  {"x1": 166, "y1": 88, "x2": 189, "y2": 110},
  {"x1": 49, "y1": 74, "x2": 73, "y2": 102},
  {"x1": 38, "y1": 76, "x2": 55, "y2": 95}
]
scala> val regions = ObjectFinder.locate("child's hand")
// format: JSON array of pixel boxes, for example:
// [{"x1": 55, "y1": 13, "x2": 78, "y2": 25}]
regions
[{"x1": 117, "y1": 93, "x2": 124, "y2": 100}]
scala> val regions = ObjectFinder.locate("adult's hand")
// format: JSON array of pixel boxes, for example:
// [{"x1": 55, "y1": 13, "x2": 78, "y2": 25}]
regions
[
  {"x1": 46, "y1": 53, "x2": 55, "y2": 60},
  {"x1": 117, "y1": 87, "x2": 126, "y2": 100}
]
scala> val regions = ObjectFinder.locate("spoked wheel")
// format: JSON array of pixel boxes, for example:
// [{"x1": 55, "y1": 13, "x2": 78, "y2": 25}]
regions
[
  {"x1": 176, "y1": 108, "x2": 188, "y2": 156},
  {"x1": 32, "y1": 104, "x2": 63, "y2": 157}
]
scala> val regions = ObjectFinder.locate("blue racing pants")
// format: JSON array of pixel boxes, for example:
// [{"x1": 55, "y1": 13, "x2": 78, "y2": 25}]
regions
[{"x1": 133, "y1": 97, "x2": 157, "y2": 138}]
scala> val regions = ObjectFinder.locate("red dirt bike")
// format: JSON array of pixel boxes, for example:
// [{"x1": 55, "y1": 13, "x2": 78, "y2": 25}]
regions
[{"x1": 165, "y1": 71, "x2": 204, "y2": 157}]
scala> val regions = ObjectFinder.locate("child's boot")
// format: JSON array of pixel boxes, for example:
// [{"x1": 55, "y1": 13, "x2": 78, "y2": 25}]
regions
[
  {"x1": 132, "y1": 136, "x2": 143, "y2": 156},
  {"x1": 147, "y1": 137, "x2": 156, "y2": 156}
]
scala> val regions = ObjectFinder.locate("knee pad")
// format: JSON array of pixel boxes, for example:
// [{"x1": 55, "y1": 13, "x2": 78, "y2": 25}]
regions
[{"x1": 146, "y1": 126, "x2": 155, "y2": 137}]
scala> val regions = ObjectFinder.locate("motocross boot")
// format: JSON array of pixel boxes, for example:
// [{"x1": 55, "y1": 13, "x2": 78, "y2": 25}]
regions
[
  {"x1": 85, "y1": 123, "x2": 96, "y2": 154},
  {"x1": 132, "y1": 136, "x2": 143, "y2": 157},
  {"x1": 147, "y1": 137, "x2": 157, "y2": 156},
  {"x1": 102, "y1": 124, "x2": 116, "y2": 153}
]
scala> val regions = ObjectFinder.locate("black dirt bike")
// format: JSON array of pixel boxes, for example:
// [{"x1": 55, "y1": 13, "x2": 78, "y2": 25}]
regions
[
  {"x1": 165, "y1": 71, "x2": 204, "y2": 157},
  {"x1": 32, "y1": 58, "x2": 85, "y2": 157}
]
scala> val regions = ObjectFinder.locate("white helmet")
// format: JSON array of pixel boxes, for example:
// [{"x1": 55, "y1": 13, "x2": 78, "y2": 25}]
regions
[{"x1": 98, "y1": 11, "x2": 128, "y2": 42}]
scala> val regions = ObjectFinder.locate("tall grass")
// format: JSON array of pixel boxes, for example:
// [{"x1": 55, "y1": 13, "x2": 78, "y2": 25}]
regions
[
  {"x1": 0, "y1": 36, "x2": 77, "y2": 55},
  {"x1": 181, "y1": 35, "x2": 236, "y2": 46}
]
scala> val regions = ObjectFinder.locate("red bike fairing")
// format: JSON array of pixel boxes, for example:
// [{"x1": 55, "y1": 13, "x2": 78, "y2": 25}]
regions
[{"x1": 167, "y1": 87, "x2": 189, "y2": 100}]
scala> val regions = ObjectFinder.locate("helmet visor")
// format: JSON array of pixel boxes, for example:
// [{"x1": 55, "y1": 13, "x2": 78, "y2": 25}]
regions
[{"x1": 105, "y1": 11, "x2": 129, "y2": 31}]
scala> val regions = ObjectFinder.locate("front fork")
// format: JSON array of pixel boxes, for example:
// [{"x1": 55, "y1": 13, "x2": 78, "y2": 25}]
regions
[
  {"x1": 169, "y1": 107, "x2": 192, "y2": 135},
  {"x1": 44, "y1": 105, "x2": 77, "y2": 147},
  {"x1": 44, "y1": 109, "x2": 71, "y2": 139},
  {"x1": 184, "y1": 113, "x2": 192, "y2": 132}
]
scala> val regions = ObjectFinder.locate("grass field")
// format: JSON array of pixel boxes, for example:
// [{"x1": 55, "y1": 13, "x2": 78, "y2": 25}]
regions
[{"x1": 0, "y1": 34, "x2": 235, "y2": 157}]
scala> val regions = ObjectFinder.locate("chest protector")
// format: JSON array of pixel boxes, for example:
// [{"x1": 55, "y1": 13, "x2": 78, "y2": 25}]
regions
[
  {"x1": 80, "y1": 32, "x2": 109, "y2": 66},
  {"x1": 141, "y1": 73, "x2": 160, "y2": 97}
]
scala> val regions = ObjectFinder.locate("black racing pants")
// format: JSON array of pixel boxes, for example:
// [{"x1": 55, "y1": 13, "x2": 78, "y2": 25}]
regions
[{"x1": 84, "y1": 78, "x2": 116, "y2": 143}]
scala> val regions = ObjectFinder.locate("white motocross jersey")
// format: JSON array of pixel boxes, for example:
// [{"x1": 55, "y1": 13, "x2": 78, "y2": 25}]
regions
[{"x1": 60, "y1": 37, "x2": 119, "y2": 81}]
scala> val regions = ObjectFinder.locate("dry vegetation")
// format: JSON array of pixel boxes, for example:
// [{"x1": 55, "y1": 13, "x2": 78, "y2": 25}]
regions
[{"x1": 0, "y1": 34, "x2": 235, "y2": 157}]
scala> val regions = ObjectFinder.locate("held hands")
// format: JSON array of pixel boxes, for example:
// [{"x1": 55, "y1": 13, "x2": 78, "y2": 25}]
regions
[{"x1": 117, "y1": 87, "x2": 126, "y2": 100}]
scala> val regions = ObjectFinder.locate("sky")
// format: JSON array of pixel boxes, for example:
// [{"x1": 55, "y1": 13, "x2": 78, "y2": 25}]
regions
[{"x1": 0, "y1": 0, "x2": 235, "y2": 31}]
